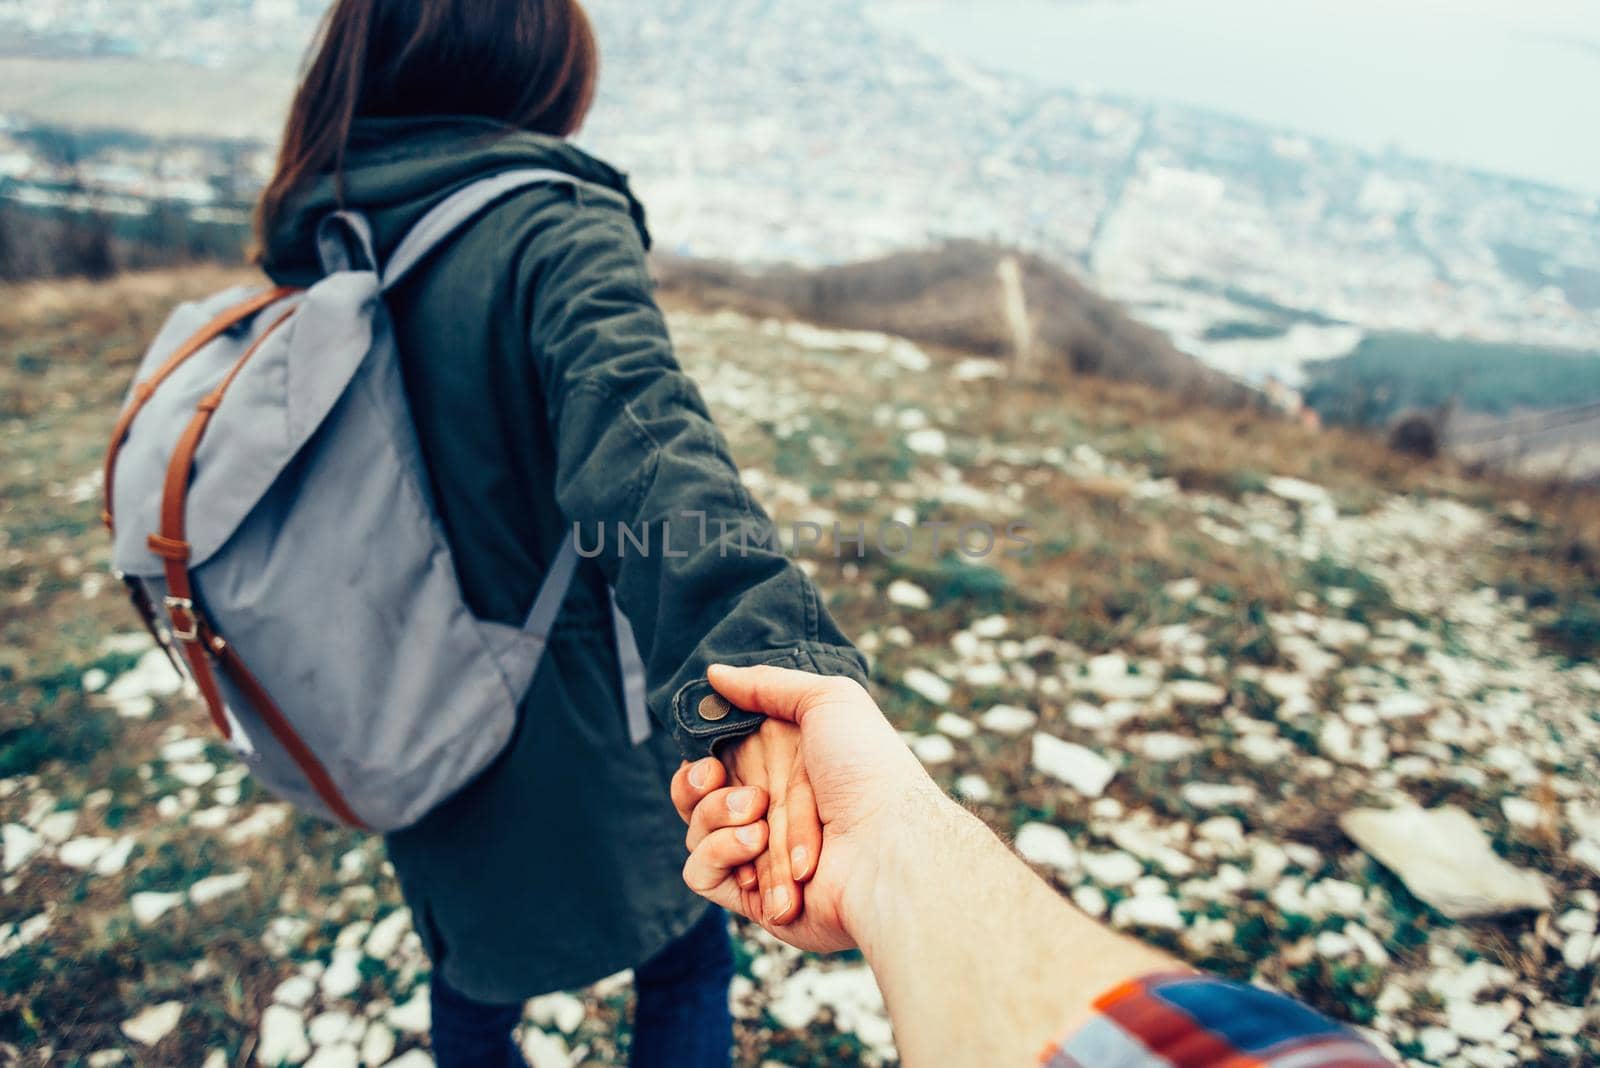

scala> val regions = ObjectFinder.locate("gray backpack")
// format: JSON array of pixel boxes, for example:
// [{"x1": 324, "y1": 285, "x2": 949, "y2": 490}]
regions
[{"x1": 103, "y1": 170, "x2": 650, "y2": 832}]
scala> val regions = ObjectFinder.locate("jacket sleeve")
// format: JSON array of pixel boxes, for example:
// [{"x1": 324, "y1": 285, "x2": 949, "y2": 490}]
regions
[{"x1": 519, "y1": 194, "x2": 867, "y2": 760}]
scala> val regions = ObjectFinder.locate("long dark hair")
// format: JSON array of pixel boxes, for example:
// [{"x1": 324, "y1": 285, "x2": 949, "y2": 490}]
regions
[{"x1": 256, "y1": 0, "x2": 598, "y2": 247}]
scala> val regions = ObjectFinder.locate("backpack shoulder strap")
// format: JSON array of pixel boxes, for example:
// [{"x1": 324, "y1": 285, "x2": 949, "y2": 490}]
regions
[{"x1": 380, "y1": 168, "x2": 582, "y2": 292}]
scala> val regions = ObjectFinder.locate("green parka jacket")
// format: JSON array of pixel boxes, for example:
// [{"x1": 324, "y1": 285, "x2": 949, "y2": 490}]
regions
[{"x1": 262, "y1": 116, "x2": 866, "y2": 1001}]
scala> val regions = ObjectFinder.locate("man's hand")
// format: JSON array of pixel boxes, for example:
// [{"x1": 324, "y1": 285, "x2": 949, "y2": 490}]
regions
[
  {"x1": 672, "y1": 664, "x2": 938, "y2": 954},
  {"x1": 673, "y1": 664, "x2": 1183, "y2": 1068}
]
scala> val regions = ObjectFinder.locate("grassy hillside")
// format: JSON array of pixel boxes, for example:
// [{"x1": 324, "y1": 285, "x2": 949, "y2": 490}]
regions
[
  {"x1": 1304, "y1": 333, "x2": 1600, "y2": 427},
  {"x1": 2, "y1": 269, "x2": 1598, "y2": 1066},
  {"x1": 656, "y1": 240, "x2": 1254, "y2": 407}
]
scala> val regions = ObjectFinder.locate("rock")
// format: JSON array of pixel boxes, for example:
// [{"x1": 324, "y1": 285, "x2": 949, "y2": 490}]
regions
[
  {"x1": 1080, "y1": 664, "x2": 1161, "y2": 702},
  {"x1": 934, "y1": 713, "x2": 976, "y2": 739},
  {"x1": 520, "y1": 1029, "x2": 570, "y2": 1068},
  {"x1": 1314, "y1": 931, "x2": 1354, "y2": 958},
  {"x1": 1339, "y1": 805, "x2": 1553, "y2": 919},
  {"x1": 120, "y1": 1001, "x2": 182, "y2": 1046},
  {"x1": 1265, "y1": 476, "x2": 1330, "y2": 505},
  {"x1": 901, "y1": 668, "x2": 952, "y2": 705},
  {"x1": 264, "y1": 916, "x2": 311, "y2": 957},
  {"x1": 3, "y1": 824, "x2": 41, "y2": 873},
  {"x1": 201, "y1": 1051, "x2": 228, "y2": 1068},
  {"x1": 765, "y1": 965, "x2": 892, "y2": 1058},
  {"x1": 308, "y1": 1011, "x2": 359, "y2": 1046},
  {"x1": 1031, "y1": 733, "x2": 1115, "y2": 797},
  {"x1": 0, "y1": 911, "x2": 50, "y2": 956},
  {"x1": 305, "y1": 1044, "x2": 359, "y2": 1068},
  {"x1": 385, "y1": 987, "x2": 430, "y2": 1034},
  {"x1": 82, "y1": 667, "x2": 110, "y2": 692},
  {"x1": 978, "y1": 704, "x2": 1036, "y2": 735},
  {"x1": 1499, "y1": 797, "x2": 1543, "y2": 830},
  {"x1": 1135, "y1": 733, "x2": 1202, "y2": 761},
  {"x1": 1570, "y1": 837, "x2": 1600, "y2": 877},
  {"x1": 527, "y1": 991, "x2": 586, "y2": 1035},
  {"x1": 1444, "y1": 998, "x2": 1519, "y2": 1043},
  {"x1": 93, "y1": 836, "x2": 136, "y2": 876},
  {"x1": 191, "y1": 809, "x2": 230, "y2": 833},
  {"x1": 359, "y1": 1022, "x2": 396, "y2": 1065},
  {"x1": 1071, "y1": 885, "x2": 1107, "y2": 918},
  {"x1": 1180, "y1": 783, "x2": 1255, "y2": 810},
  {"x1": 1111, "y1": 823, "x2": 1196, "y2": 877},
  {"x1": 36, "y1": 809, "x2": 79, "y2": 843},
  {"x1": 1418, "y1": 1027, "x2": 1460, "y2": 1060},
  {"x1": 57, "y1": 836, "x2": 113, "y2": 870},
  {"x1": 103, "y1": 649, "x2": 184, "y2": 717},
  {"x1": 886, "y1": 580, "x2": 931, "y2": 610},
  {"x1": 1345, "y1": 923, "x2": 1391, "y2": 965},
  {"x1": 1111, "y1": 894, "x2": 1183, "y2": 931},
  {"x1": 961, "y1": 662, "x2": 1007, "y2": 688},
  {"x1": 364, "y1": 909, "x2": 412, "y2": 962},
  {"x1": 1165, "y1": 680, "x2": 1227, "y2": 707},
  {"x1": 170, "y1": 762, "x2": 217, "y2": 787},
  {"x1": 954, "y1": 775, "x2": 992, "y2": 803},
  {"x1": 1562, "y1": 929, "x2": 1595, "y2": 970},
  {"x1": 908, "y1": 733, "x2": 956, "y2": 765},
  {"x1": 1196, "y1": 817, "x2": 1245, "y2": 848},
  {"x1": 189, "y1": 871, "x2": 251, "y2": 906},
  {"x1": 1306, "y1": 879, "x2": 1366, "y2": 917},
  {"x1": 130, "y1": 891, "x2": 185, "y2": 926},
  {"x1": 1376, "y1": 693, "x2": 1431, "y2": 720},
  {"x1": 971, "y1": 615, "x2": 1009, "y2": 639},
  {"x1": 160, "y1": 738, "x2": 208, "y2": 763},
  {"x1": 1527, "y1": 1002, "x2": 1585, "y2": 1036},
  {"x1": 905, "y1": 428, "x2": 947, "y2": 456},
  {"x1": 380, "y1": 1052, "x2": 434, "y2": 1068},
  {"x1": 274, "y1": 975, "x2": 317, "y2": 1009},
  {"x1": 259, "y1": 1005, "x2": 311, "y2": 1066},
  {"x1": 320, "y1": 948, "x2": 364, "y2": 999},
  {"x1": 337, "y1": 849, "x2": 368, "y2": 882},
  {"x1": 1014, "y1": 823, "x2": 1078, "y2": 874},
  {"x1": 224, "y1": 804, "x2": 291, "y2": 844},
  {"x1": 1081, "y1": 851, "x2": 1143, "y2": 887}
]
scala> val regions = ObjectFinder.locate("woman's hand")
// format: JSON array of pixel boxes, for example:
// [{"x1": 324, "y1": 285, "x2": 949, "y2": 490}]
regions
[
  {"x1": 715, "y1": 717, "x2": 822, "y2": 926},
  {"x1": 672, "y1": 749, "x2": 859, "y2": 955}
]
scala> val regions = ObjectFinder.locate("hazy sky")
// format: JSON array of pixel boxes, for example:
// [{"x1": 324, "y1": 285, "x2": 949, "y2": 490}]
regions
[{"x1": 875, "y1": 0, "x2": 1600, "y2": 193}]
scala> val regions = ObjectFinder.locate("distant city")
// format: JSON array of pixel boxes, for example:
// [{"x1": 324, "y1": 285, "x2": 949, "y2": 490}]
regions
[{"x1": 2, "y1": 0, "x2": 1597, "y2": 387}]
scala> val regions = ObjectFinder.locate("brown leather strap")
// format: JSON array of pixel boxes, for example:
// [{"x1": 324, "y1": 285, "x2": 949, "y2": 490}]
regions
[
  {"x1": 103, "y1": 286, "x2": 298, "y2": 531},
  {"x1": 145, "y1": 304, "x2": 369, "y2": 830},
  {"x1": 212, "y1": 637, "x2": 368, "y2": 828}
]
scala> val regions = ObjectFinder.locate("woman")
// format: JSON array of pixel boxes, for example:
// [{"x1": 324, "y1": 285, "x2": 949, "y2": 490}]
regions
[{"x1": 254, "y1": 2, "x2": 867, "y2": 1065}]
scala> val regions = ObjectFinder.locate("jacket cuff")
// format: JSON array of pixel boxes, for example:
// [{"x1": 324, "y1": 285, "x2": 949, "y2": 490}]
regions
[{"x1": 669, "y1": 643, "x2": 869, "y2": 761}]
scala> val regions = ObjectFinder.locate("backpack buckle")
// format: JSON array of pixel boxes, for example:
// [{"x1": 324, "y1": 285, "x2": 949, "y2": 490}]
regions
[{"x1": 163, "y1": 596, "x2": 203, "y2": 643}]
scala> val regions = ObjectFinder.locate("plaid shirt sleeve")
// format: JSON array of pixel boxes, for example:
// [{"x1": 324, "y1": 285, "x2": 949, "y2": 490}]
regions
[{"x1": 1040, "y1": 972, "x2": 1395, "y2": 1067}]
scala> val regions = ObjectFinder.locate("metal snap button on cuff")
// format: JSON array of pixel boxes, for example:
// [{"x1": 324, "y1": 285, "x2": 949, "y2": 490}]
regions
[{"x1": 698, "y1": 693, "x2": 732, "y2": 721}]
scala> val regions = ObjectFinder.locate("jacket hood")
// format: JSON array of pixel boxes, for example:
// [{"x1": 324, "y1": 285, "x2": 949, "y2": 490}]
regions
[{"x1": 261, "y1": 115, "x2": 650, "y2": 285}]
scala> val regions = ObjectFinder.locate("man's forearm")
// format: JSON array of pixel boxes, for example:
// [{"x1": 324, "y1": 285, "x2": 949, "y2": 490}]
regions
[{"x1": 852, "y1": 791, "x2": 1174, "y2": 1068}]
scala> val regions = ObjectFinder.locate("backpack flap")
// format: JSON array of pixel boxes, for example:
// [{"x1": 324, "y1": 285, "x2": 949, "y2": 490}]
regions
[{"x1": 111, "y1": 271, "x2": 381, "y2": 578}]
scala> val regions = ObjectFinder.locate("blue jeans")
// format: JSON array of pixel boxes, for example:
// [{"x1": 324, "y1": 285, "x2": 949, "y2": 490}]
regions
[{"x1": 429, "y1": 906, "x2": 734, "y2": 1068}]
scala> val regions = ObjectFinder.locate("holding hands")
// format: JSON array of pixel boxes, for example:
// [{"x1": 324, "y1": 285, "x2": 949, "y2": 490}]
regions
[{"x1": 673, "y1": 665, "x2": 938, "y2": 953}]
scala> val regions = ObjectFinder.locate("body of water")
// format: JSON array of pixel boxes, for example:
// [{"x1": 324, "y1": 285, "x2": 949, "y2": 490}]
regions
[{"x1": 872, "y1": 0, "x2": 1600, "y2": 194}]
